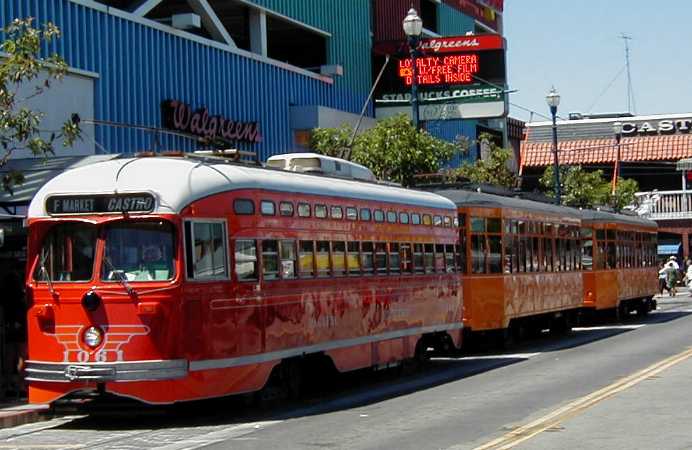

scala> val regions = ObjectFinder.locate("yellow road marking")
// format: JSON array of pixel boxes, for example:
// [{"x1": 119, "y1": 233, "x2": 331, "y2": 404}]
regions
[{"x1": 474, "y1": 346, "x2": 692, "y2": 450}]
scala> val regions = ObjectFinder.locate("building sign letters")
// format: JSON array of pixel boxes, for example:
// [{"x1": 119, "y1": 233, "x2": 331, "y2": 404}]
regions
[
  {"x1": 621, "y1": 118, "x2": 692, "y2": 135},
  {"x1": 46, "y1": 194, "x2": 155, "y2": 215},
  {"x1": 162, "y1": 100, "x2": 263, "y2": 144}
]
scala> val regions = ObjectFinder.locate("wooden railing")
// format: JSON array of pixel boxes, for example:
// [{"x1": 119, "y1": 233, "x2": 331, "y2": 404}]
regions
[{"x1": 635, "y1": 190, "x2": 692, "y2": 220}]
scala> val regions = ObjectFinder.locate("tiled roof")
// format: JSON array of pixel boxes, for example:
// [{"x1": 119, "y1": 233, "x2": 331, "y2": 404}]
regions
[{"x1": 520, "y1": 134, "x2": 692, "y2": 168}]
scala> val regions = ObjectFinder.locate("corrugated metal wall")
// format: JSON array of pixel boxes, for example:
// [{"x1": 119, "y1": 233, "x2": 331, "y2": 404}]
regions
[
  {"x1": 372, "y1": 0, "x2": 420, "y2": 42},
  {"x1": 437, "y1": 2, "x2": 475, "y2": 35},
  {"x1": 249, "y1": 0, "x2": 372, "y2": 100},
  {"x1": 427, "y1": 119, "x2": 478, "y2": 167},
  {"x1": 1, "y1": 0, "x2": 369, "y2": 160}
]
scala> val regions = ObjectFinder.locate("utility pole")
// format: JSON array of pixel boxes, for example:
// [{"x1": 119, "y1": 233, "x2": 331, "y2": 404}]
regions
[{"x1": 620, "y1": 33, "x2": 636, "y2": 114}]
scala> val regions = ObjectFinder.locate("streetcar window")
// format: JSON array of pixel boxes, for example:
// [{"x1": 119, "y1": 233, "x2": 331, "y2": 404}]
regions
[
  {"x1": 544, "y1": 238, "x2": 554, "y2": 272},
  {"x1": 234, "y1": 199, "x2": 255, "y2": 215},
  {"x1": 433, "y1": 216, "x2": 442, "y2": 227},
  {"x1": 422, "y1": 215, "x2": 432, "y2": 226},
  {"x1": 487, "y1": 218, "x2": 501, "y2": 233},
  {"x1": 606, "y1": 229, "x2": 616, "y2": 240},
  {"x1": 360, "y1": 208, "x2": 372, "y2": 221},
  {"x1": 470, "y1": 217, "x2": 485, "y2": 233},
  {"x1": 332, "y1": 241, "x2": 346, "y2": 276},
  {"x1": 316, "y1": 241, "x2": 330, "y2": 276},
  {"x1": 445, "y1": 244, "x2": 455, "y2": 272},
  {"x1": 331, "y1": 206, "x2": 343, "y2": 219},
  {"x1": 374, "y1": 210, "x2": 385, "y2": 222},
  {"x1": 411, "y1": 213, "x2": 421, "y2": 225},
  {"x1": 233, "y1": 239, "x2": 257, "y2": 281},
  {"x1": 346, "y1": 207, "x2": 358, "y2": 220},
  {"x1": 347, "y1": 241, "x2": 360, "y2": 275},
  {"x1": 35, "y1": 223, "x2": 96, "y2": 282},
  {"x1": 375, "y1": 242, "x2": 388, "y2": 274},
  {"x1": 387, "y1": 211, "x2": 397, "y2": 223},
  {"x1": 488, "y1": 236, "x2": 502, "y2": 273},
  {"x1": 298, "y1": 203, "x2": 311, "y2": 217},
  {"x1": 401, "y1": 243, "x2": 413, "y2": 273},
  {"x1": 413, "y1": 244, "x2": 424, "y2": 272},
  {"x1": 606, "y1": 242, "x2": 616, "y2": 269},
  {"x1": 532, "y1": 237, "x2": 540, "y2": 272},
  {"x1": 399, "y1": 212, "x2": 410, "y2": 224},
  {"x1": 455, "y1": 244, "x2": 465, "y2": 274},
  {"x1": 435, "y1": 244, "x2": 445, "y2": 272},
  {"x1": 299, "y1": 241, "x2": 315, "y2": 277},
  {"x1": 453, "y1": 217, "x2": 459, "y2": 227},
  {"x1": 361, "y1": 242, "x2": 374, "y2": 274},
  {"x1": 503, "y1": 235, "x2": 513, "y2": 274},
  {"x1": 260, "y1": 200, "x2": 276, "y2": 216},
  {"x1": 103, "y1": 221, "x2": 175, "y2": 282},
  {"x1": 315, "y1": 205, "x2": 327, "y2": 219},
  {"x1": 280, "y1": 240, "x2": 297, "y2": 279},
  {"x1": 443, "y1": 216, "x2": 452, "y2": 228},
  {"x1": 390, "y1": 243, "x2": 401, "y2": 273},
  {"x1": 261, "y1": 240, "x2": 279, "y2": 280},
  {"x1": 424, "y1": 243, "x2": 435, "y2": 272},
  {"x1": 279, "y1": 202, "x2": 294, "y2": 217},
  {"x1": 471, "y1": 236, "x2": 485, "y2": 274},
  {"x1": 184, "y1": 222, "x2": 228, "y2": 280}
]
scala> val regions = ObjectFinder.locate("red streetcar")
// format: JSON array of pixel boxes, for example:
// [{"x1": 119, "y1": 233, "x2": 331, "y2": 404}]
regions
[{"x1": 24, "y1": 153, "x2": 463, "y2": 404}]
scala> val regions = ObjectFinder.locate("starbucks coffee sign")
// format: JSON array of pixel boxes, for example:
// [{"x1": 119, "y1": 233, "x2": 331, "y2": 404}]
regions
[{"x1": 621, "y1": 118, "x2": 692, "y2": 135}]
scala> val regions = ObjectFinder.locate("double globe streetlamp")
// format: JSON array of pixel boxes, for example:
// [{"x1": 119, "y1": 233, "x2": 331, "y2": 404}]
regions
[
  {"x1": 612, "y1": 121, "x2": 623, "y2": 194},
  {"x1": 546, "y1": 87, "x2": 561, "y2": 205},
  {"x1": 403, "y1": 8, "x2": 423, "y2": 130}
]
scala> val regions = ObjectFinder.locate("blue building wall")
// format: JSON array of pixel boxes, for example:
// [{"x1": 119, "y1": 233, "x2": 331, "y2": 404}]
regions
[{"x1": 1, "y1": 0, "x2": 370, "y2": 161}]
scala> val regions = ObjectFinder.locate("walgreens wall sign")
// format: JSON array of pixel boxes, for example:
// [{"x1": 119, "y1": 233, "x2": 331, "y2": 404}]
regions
[{"x1": 161, "y1": 100, "x2": 263, "y2": 144}]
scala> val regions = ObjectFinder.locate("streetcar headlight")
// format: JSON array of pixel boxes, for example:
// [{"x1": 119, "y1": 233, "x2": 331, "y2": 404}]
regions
[{"x1": 83, "y1": 326, "x2": 104, "y2": 348}]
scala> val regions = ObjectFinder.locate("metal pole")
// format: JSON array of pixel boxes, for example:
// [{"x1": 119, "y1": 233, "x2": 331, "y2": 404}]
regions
[
  {"x1": 409, "y1": 35, "x2": 420, "y2": 130},
  {"x1": 550, "y1": 105, "x2": 561, "y2": 204}
]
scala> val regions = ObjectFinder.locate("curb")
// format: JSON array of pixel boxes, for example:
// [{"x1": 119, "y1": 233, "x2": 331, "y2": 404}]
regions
[{"x1": 0, "y1": 404, "x2": 50, "y2": 429}]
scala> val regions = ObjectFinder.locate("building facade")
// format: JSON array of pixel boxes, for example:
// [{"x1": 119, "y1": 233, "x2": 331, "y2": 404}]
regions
[{"x1": 520, "y1": 112, "x2": 692, "y2": 260}]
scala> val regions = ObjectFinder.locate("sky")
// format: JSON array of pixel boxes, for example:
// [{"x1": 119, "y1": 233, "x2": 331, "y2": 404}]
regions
[{"x1": 503, "y1": 1, "x2": 692, "y2": 123}]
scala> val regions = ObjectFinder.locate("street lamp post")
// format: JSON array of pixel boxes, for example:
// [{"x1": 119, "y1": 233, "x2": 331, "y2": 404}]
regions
[
  {"x1": 403, "y1": 8, "x2": 423, "y2": 130},
  {"x1": 546, "y1": 87, "x2": 561, "y2": 205},
  {"x1": 611, "y1": 121, "x2": 622, "y2": 195}
]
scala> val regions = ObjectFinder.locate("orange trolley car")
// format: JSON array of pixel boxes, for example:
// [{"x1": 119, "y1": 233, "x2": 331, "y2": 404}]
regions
[
  {"x1": 580, "y1": 209, "x2": 658, "y2": 317},
  {"x1": 25, "y1": 154, "x2": 463, "y2": 404},
  {"x1": 435, "y1": 190, "x2": 584, "y2": 341}
]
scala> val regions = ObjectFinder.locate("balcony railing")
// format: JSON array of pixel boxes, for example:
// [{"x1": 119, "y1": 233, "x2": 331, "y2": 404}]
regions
[{"x1": 634, "y1": 190, "x2": 692, "y2": 220}]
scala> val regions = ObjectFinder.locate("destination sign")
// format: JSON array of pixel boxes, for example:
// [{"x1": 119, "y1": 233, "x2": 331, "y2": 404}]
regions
[{"x1": 46, "y1": 194, "x2": 155, "y2": 215}]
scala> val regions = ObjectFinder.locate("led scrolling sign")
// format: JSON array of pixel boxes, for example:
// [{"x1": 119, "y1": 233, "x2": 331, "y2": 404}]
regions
[{"x1": 398, "y1": 54, "x2": 480, "y2": 86}]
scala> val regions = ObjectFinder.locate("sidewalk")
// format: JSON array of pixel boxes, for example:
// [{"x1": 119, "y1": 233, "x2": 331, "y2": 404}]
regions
[{"x1": 0, "y1": 400, "x2": 49, "y2": 429}]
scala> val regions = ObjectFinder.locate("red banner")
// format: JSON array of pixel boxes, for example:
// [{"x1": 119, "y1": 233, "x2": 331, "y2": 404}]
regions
[{"x1": 372, "y1": 34, "x2": 504, "y2": 56}]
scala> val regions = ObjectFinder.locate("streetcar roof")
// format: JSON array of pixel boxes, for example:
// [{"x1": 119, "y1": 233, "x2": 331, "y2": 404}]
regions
[
  {"x1": 579, "y1": 208, "x2": 657, "y2": 229},
  {"x1": 432, "y1": 189, "x2": 583, "y2": 219},
  {"x1": 28, "y1": 156, "x2": 456, "y2": 217}
]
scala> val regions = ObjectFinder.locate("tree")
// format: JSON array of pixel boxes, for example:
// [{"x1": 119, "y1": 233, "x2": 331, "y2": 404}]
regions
[
  {"x1": 310, "y1": 114, "x2": 461, "y2": 187},
  {"x1": 452, "y1": 133, "x2": 517, "y2": 189},
  {"x1": 0, "y1": 18, "x2": 81, "y2": 192},
  {"x1": 540, "y1": 165, "x2": 639, "y2": 211}
]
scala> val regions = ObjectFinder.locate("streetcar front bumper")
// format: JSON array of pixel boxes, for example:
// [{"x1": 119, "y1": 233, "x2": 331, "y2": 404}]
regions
[{"x1": 25, "y1": 359, "x2": 188, "y2": 383}]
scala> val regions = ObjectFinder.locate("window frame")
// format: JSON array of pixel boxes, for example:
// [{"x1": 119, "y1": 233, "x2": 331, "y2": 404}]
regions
[
  {"x1": 260, "y1": 200, "x2": 276, "y2": 216},
  {"x1": 233, "y1": 199, "x2": 255, "y2": 215},
  {"x1": 184, "y1": 218, "x2": 230, "y2": 282}
]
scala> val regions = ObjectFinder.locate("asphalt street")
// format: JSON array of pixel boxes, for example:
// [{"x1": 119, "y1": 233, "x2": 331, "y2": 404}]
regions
[{"x1": 2, "y1": 290, "x2": 692, "y2": 449}]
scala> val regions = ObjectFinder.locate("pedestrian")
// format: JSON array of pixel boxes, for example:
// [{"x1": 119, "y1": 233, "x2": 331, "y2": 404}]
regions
[
  {"x1": 686, "y1": 262, "x2": 692, "y2": 296},
  {"x1": 658, "y1": 262, "x2": 668, "y2": 295},
  {"x1": 665, "y1": 257, "x2": 679, "y2": 297}
]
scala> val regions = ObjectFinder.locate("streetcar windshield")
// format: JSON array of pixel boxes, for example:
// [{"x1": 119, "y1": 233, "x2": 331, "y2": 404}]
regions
[
  {"x1": 34, "y1": 223, "x2": 97, "y2": 282},
  {"x1": 101, "y1": 221, "x2": 175, "y2": 282}
]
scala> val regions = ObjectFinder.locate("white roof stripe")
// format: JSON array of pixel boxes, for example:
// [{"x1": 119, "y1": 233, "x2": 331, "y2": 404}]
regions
[{"x1": 28, "y1": 157, "x2": 456, "y2": 218}]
